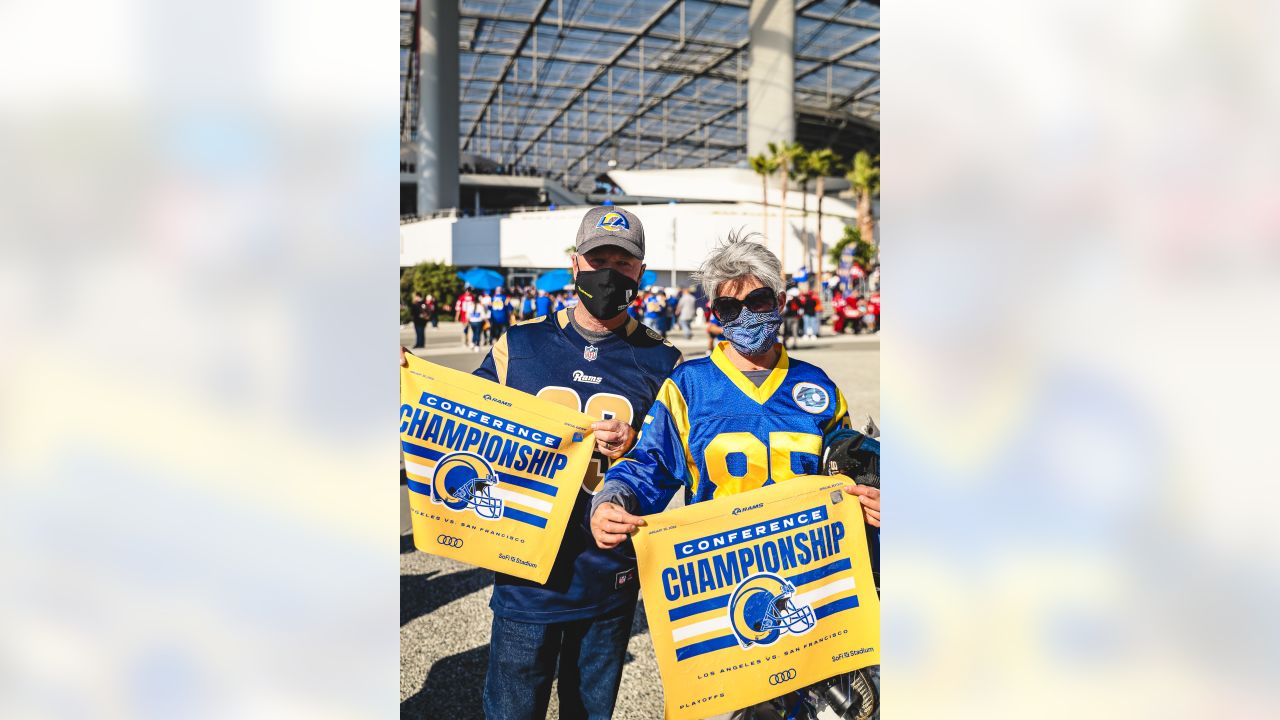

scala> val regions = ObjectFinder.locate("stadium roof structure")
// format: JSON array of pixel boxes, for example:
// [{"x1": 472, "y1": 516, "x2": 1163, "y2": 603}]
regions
[{"x1": 401, "y1": 0, "x2": 880, "y2": 195}]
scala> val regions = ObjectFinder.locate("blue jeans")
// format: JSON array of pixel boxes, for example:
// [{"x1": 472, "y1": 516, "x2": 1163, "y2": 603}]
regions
[{"x1": 483, "y1": 608, "x2": 634, "y2": 720}]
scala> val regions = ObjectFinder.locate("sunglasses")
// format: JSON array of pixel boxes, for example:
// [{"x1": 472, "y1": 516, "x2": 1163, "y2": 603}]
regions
[{"x1": 712, "y1": 287, "x2": 781, "y2": 323}]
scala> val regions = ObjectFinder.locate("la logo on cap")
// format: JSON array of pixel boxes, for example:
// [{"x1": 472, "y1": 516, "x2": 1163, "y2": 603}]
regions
[{"x1": 595, "y1": 212, "x2": 629, "y2": 231}]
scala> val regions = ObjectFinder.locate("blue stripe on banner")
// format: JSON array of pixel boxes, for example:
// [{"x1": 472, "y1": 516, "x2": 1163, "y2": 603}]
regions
[
  {"x1": 401, "y1": 442, "x2": 442, "y2": 461},
  {"x1": 813, "y1": 594, "x2": 860, "y2": 620},
  {"x1": 406, "y1": 476, "x2": 547, "y2": 528},
  {"x1": 668, "y1": 593, "x2": 730, "y2": 622},
  {"x1": 496, "y1": 473, "x2": 559, "y2": 498},
  {"x1": 787, "y1": 558, "x2": 852, "y2": 588},
  {"x1": 400, "y1": 441, "x2": 559, "y2": 497},
  {"x1": 675, "y1": 634, "x2": 739, "y2": 661},
  {"x1": 503, "y1": 506, "x2": 548, "y2": 528}
]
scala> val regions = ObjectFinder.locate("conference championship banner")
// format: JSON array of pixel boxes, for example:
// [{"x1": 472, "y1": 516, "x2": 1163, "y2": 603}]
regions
[
  {"x1": 400, "y1": 353, "x2": 595, "y2": 584},
  {"x1": 633, "y1": 476, "x2": 880, "y2": 719}
]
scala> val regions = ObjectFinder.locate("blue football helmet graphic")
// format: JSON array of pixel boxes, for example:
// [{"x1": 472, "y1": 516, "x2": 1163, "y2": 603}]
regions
[
  {"x1": 431, "y1": 452, "x2": 503, "y2": 520},
  {"x1": 728, "y1": 573, "x2": 816, "y2": 647}
]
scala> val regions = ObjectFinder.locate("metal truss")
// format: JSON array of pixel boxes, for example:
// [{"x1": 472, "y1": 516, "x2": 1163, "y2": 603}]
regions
[{"x1": 403, "y1": 0, "x2": 880, "y2": 193}]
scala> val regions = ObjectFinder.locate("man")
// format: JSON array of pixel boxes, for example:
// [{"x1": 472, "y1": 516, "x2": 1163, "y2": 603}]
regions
[
  {"x1": 424, "y1": 294, "x2": 438, "y2": 328},
  {"x1": 675, "y1": 287, "x2": 696, "y2": 340},
  {"x1": 642, "y1": 289, "x2": 664, "y2": 336},
  {"x1": 782, "y1": 287, "x2": 804, "y2": 349},
  {"x1": 802, "y1": 286, "x2": 821, "y2": 339},
  {"x1": 489, "y1": 287, "x2": 511, "y2": 341},
  {"x1": 457, "y1": 286, "x2": 476, "y2": 348},
  {"x1": 475, "y1": 206, "x2": 683, "y2": 720},
  {"x1": 408, "y1": 293, "x2": 427, "y2": 349},
  {"x1": 520, "y1": 289, "x2": 536, "y2": 321},
  {"x1": 535, "y1": 289, "x2": 552, "y2": 318}
]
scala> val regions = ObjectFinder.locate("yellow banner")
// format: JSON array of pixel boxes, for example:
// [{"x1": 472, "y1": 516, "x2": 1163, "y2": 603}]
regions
[
  {"x1": 400, "y1": 353, "x2": 596, "y2": 584},
  {"x1": 633, "y1": 476, "x2": 881, "y2": 719}
]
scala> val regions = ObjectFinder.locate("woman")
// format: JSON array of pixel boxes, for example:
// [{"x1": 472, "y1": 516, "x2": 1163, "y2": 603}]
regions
[
  {"x1": 466, "y1": 292, "x2": 489, "y2": 353},
  {"x1": 588, "y1": 230, "x2": 880, "y2": 719}
]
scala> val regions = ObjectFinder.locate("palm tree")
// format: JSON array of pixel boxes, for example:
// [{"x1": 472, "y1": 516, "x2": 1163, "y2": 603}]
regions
[
  {"x1": 806, "y1": 148, "x2": 841, "y2": 285},
  {"x1": 793, "y1": 152, "x2": 814, "y2": 275},
  {"x1": 749, "y1": 153, "x2": 779, "y2": 244},
  {"x1": 847, "y1": 150, "x2": 880, "y2": 249},
  {"x1": 768, "y1": 140, "x2": 805, "y2": 273}
]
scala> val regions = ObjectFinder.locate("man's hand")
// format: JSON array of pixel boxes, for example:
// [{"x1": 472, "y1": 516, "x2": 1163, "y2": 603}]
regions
[
  {"x1": 843, "y1": 484, "x2": 880, "y2": 528},
  {"x1": 591, "y1": 502, "x2": 646, "y2": 549},
  {"x1": 400, "y1": 346, "x2": 410, "y2": 367},
  {"x1": 591, "y1": 420, "x2": 635, "y2": 460}
]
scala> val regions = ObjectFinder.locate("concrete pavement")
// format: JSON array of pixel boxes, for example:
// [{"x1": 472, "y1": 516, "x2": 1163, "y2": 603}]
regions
[{"x1": 400, "y1": 318, "x2": 878, "y2": 718}]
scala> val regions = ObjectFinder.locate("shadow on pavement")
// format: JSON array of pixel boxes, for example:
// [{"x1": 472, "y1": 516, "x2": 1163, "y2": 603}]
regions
[
  {"x1": 401, "y1": 644, "x2": 490, "y2": 720},
  {"x1": 401, "y1": 567, "x2": 493, "y2": 627}
]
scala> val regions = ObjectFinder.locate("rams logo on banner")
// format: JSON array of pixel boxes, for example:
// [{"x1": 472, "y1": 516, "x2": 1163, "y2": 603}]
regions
[
  {"x1": 728, "y1": 573, "x2": 816, "y2": 648},
  {"x1": 595, "y1": 211, "x2": 630, "y2": 231},
  {"x1": 431, "y1": 452, "x2": 503, "y2": 519}
]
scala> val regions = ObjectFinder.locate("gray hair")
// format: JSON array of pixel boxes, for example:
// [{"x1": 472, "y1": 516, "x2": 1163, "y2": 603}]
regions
[{"x1": 693, "y1": 229, "x2": 785, "y2": 300}]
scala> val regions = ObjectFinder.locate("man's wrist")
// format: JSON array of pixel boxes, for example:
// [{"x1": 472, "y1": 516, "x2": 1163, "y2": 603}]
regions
[{"x1": 591, "y1": 482, "x2": 639, "y2": 516}]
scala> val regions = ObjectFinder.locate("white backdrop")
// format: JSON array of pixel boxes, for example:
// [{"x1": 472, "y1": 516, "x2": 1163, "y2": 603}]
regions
[{"x1": 400, "y1": 202, "x2": 853, "y2": 276}]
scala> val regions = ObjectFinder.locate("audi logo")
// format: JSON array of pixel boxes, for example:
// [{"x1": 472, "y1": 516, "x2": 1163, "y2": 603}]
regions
[
  {"x1": 436, "y1": 535, "x2": 464, "y2": 548},
  {"x1": 768, "y1": 669, "x2": 797, "y2": 686}
]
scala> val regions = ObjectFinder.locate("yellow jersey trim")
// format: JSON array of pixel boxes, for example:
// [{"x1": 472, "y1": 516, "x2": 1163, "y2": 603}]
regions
[
  {"x1": 492, "y1": 334, "x2": 510, "y2": 385},
  {"x1": 709, "y1": 341, "x2": 789, "y2": 406},
  {"x1": 656, "y1": 378, "x2": 700, "y2": 497},
  {"x1": 823, "y1": 388, "x2": 851, "y2": 434}
]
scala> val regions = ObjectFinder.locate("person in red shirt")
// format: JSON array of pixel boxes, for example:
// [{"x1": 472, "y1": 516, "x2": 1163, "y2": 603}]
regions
[
  {"x1": 866, "y1": 291, "x2": 880, "y2": 333},
  {"x1": 455, "y1": 287, "x2": 475, "y2": 347}
]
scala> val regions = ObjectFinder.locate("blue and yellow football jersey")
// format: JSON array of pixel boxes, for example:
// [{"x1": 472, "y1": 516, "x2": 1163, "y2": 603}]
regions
[
  {"x1": 475, "y1": 308, "x2": 682, "y2": 622},
  {"x1": 606, "y1": 341, "x2": 852, "y2": 515}
]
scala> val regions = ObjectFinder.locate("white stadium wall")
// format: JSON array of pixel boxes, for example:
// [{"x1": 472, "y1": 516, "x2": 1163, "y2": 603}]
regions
[{"x1": 399, "y1": 202, "x2": 852, "y2": 279}]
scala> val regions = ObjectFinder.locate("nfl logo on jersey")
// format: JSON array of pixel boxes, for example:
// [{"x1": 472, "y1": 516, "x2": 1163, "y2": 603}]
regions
[{"x1": 583, "y1": 344, "x2": 599, "y2": 362}]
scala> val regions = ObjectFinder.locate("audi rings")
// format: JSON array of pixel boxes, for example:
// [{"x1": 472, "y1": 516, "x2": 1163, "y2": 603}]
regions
[
  {"x1": 436, "y1": 534, "x2": 464, "y2": 548},
  {"x1": 768, "y1": 669, "x2": 797, "y2": 686}
]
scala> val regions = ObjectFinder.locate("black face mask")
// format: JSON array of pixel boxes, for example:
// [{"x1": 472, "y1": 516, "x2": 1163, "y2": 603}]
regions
[{"x1": 574, "y1": 266, "x2": 639, "y2": 320}]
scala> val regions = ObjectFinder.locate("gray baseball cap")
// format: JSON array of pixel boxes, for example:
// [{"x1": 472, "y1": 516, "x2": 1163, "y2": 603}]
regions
[{"x1": 574, "y1": 206, "x2": 645, "y2": 260}]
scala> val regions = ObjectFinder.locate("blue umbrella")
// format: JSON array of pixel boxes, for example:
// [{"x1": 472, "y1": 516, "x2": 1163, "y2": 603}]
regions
[
  {"x1": 641, "y1": 270, "x2": 658, "y2": 288},
  {"x1": 456, "y1": 267, "x2": 504, "y2": 291},
  {"x1": 535, "y1": 269, "x2": 573, "y2": 292}
]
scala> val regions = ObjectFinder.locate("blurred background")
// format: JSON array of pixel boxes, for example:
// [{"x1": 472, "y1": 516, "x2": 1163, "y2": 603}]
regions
[
  {"x1": 2, "y1": 0, "x2": 1279, "y2": 719},
  {"x1": 397, "y1": 0, "x2": 880, "y2": 311}
]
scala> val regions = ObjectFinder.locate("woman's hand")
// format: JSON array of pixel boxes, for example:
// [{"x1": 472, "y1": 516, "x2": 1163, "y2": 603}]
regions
[
  {"x1": 400, "y1": 346, "x2": 410, "y2": 367},
  {"x1": 590, "y1": 502, "x2": 647, "y2": 549},
  {"x1": 591, "y1": 420, "x2": 635, "y2": 459},
  {"x1": 843, "y1": 484, "x2": 880, "y2": 528}
]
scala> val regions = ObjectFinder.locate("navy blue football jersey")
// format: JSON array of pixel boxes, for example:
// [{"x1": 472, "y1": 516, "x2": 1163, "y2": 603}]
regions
[{"x1": 475, "y1": 308, "x2": 683, "y2": 622}]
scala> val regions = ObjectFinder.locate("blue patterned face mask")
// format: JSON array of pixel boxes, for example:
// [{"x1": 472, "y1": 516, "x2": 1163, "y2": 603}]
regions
[{"x1": 721, "y1": 306, "x2": 783, "y2": 355}]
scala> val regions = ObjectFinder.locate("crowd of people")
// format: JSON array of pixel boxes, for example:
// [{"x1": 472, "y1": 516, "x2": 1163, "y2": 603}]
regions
[{"x1": 406, "y1": 280, "x2": 878, "y2": 353}]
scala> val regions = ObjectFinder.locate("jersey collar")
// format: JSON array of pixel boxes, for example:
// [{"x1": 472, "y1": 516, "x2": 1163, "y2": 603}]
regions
[{"x1": 710, "y1": 341, "x2": 789, "y2": 405}]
